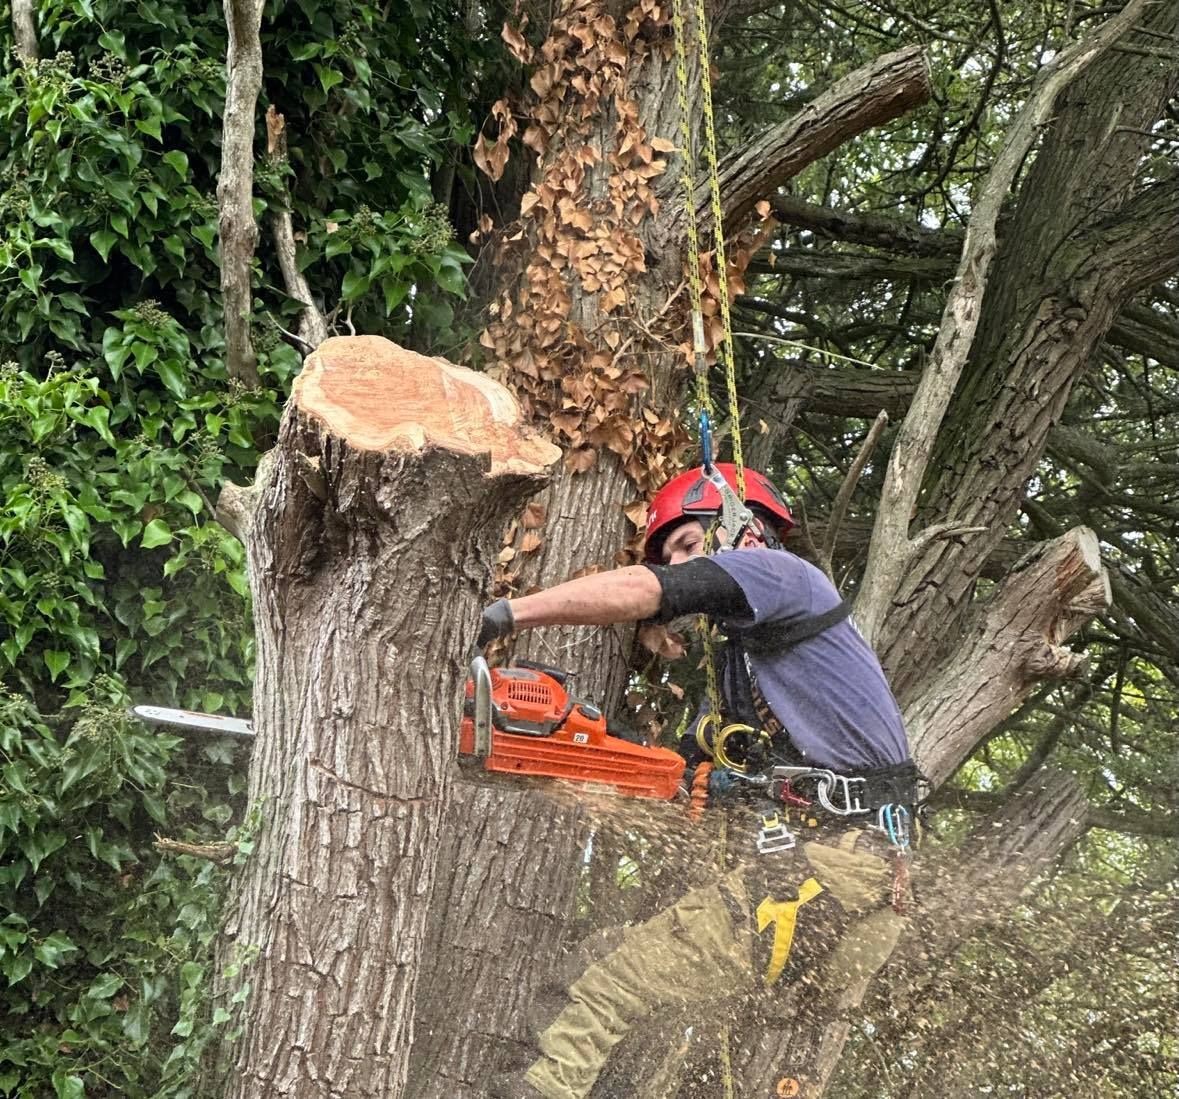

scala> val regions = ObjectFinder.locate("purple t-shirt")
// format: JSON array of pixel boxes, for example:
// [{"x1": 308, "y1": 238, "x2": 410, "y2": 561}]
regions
[{"x1": 707, "y1": 548, "x2": 910, "y2": 771}]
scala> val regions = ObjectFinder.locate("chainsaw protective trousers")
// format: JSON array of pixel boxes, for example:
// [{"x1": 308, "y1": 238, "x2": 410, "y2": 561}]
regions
[{"x1": 522, "y1": 826, "x2": 907, "y2": 1099}]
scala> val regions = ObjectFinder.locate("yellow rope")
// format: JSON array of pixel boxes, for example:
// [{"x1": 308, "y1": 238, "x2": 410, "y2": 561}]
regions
[
  {"x1": 689, "y1": 0, "x2": 744, "y2": 500},
  {"x1": 671, "y1": 15, "x2": 742, "y2": 1099},
  {"x1": 670, "y1": 0, "x2": 710, "y2": 415}
]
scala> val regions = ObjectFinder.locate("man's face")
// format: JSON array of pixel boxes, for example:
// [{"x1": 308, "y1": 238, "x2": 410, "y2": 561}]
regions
[{"x1": 660, "y1": 517, "x2": 765, "y2": 565}]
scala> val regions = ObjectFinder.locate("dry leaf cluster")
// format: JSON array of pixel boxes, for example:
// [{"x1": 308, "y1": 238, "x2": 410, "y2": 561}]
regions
[{"x1": 474, "y1": 0, "x2": 775, "y2": 595}]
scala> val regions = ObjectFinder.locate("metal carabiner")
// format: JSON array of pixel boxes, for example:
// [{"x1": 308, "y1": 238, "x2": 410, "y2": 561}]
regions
[{"x1": 698, "y1": 409, "x2": 753, "y2": 547}]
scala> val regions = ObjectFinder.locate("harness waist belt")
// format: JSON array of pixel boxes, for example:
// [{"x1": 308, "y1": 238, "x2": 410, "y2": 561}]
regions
[{"x1": 771, "y1": 760, "x2": 919, "y2": 815}]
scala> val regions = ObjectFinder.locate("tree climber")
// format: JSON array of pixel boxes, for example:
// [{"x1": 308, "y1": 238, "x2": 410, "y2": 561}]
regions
[{"x1": 480, "y1": 463, "x2": 920, "y2": 1099}]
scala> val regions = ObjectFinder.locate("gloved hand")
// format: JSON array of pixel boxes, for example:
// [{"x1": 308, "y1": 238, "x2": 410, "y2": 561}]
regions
[{"x1": 476, "y1": 598, "x2": 515, "y2": 648}]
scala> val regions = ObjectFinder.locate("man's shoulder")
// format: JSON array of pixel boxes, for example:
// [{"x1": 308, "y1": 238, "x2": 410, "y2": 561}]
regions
[{"x1": 713, "y1": 547, "x2": 816, "y2": 583}]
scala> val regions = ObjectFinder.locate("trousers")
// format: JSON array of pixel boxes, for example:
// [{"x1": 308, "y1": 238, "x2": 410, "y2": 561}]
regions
[{"x1": 523, "y1": 815, "x2": 909, "y2": 1099}]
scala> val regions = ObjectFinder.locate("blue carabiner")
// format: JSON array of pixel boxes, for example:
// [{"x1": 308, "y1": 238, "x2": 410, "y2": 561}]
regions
[
  {"x1": 699, "y1": 409, "x2": 713, "y2": 472},
  {"x1": 881, "y1": 804, "x2": 911, "y2": 851}
]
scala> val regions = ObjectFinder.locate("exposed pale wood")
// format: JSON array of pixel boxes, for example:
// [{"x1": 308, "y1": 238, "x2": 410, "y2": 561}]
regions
[
  {"x1": 295, "y1": 336, "x2": 560, "y2": 474},
  {"x1": 905, "y1": 527, "x2": 1111, "y2": 787}
]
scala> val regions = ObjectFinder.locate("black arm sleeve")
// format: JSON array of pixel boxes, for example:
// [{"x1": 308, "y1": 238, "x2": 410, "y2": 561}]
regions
[{"x1": 642, "y1": 557, "x2": 754, "y2": 624}]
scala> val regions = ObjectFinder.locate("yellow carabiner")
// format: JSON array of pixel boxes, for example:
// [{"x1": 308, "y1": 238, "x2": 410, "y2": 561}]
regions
[
  {"x1": 714, "y1": 723, "x2": 772, "y2": 772},
  {"x1": 695, "y1": 711, "x2": 723, "y2": 759}
]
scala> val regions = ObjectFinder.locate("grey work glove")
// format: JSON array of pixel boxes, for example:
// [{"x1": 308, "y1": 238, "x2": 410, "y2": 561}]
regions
[{"x1": 476, "y1": 598, "x2": 515, "y2": 648}]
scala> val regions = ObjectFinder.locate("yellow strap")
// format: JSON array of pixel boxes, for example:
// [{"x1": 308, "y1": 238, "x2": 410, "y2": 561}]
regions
[{"x1": 756, "y1": 878, "x2": 824, "y2": 985}]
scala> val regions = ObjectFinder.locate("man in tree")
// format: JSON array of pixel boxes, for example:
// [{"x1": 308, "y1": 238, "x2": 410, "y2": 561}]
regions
[{"x1": 480, "y1": 463, "x2": 919, "y2": 1099}]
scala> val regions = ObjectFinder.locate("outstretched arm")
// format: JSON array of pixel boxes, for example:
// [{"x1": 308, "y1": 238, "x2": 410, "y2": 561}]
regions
[
  {"x1": 509, "y1": 566, "x2": 662, "y2": 628},
  {"x1": 477, "y1": 558, "x2": 755, "y2": 647}
]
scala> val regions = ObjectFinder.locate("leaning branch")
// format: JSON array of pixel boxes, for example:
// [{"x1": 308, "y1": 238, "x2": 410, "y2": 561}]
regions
[
  {"x1": 854, "y1": 0, "x2": 1154, "y2": 646},
  {"x1": 904, "y1": 526, "x2": 1111, "y2": 785},
  {"x1": 716, "y1": 45, "x2": 932, "y2": 231},
  {"x1": 217, "y1": 0, "x2": 266, "y2": 386},
  {"x1": 817, "y1": 409, "x2": 888, "y2": 584},
  {"x1": 265, "y1": 106, "x2": 329, "y2": 351}
]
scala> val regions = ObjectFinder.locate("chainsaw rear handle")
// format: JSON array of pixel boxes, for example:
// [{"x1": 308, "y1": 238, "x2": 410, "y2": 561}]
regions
[{"x1": 469, "y1": 651, "x2": 494, "y2": 758}]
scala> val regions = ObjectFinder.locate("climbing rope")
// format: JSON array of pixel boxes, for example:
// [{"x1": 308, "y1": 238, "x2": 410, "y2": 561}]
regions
[
  {"x1": 670, "y1": 0, "x2": 746, "y2": 497},
  {"x1": 670, "y1": 0, "x2": 747, "y2": 739}
]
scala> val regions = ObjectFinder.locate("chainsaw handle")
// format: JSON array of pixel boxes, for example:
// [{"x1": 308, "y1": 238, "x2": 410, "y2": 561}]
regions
[{"x1": 469, "y1": 651, "x2": 494, "y2": 758}]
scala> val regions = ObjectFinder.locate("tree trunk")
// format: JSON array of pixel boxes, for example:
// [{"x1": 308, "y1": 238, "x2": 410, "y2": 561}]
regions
[
  {"x1": 208, "y1": 337, "x2": 558, "y2": 1097},
  {"x1": 401, "y1": 11, "x2": 933, "y2": 1093},
  {"x1": 11, "y1": 0, "x2": 37, "y2": 61}
]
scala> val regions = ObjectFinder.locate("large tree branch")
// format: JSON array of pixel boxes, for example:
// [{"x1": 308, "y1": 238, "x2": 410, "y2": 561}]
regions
[
  {"x1": 904, "y1": 527, "x2": 1111, "y2": 786},
  {"x1": 1081, "y1": 175, "x2": 1179, "y2": 296},
  {"x1": 716, "y1": 46, "x2": 932, "y2": 231},
  {"x1": 217, "y1": 0, "x2": 266, "y2": 386},
  {"x1": 854, "y1": 0, "x2": 1155, "y2": 647},
  {"x1": 769, "y1": 193, "x2": 961, "y2": 256}
]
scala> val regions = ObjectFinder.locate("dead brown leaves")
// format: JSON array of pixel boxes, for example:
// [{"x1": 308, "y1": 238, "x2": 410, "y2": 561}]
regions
[
  {"x1": 477, "y1": 0, "x2": 778, "y2": 589},
  {"x1": 473, "y1": 99, "x2": 516, "y2": 183}
]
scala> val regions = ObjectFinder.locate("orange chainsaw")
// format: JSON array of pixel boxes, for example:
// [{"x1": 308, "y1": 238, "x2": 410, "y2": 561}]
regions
[{"x1": 459, "y1": 655, "x2": 684, "y2": 800}]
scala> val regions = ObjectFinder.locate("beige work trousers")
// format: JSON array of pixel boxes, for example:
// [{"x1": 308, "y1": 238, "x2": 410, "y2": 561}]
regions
[{"x1": 524, "y1": 825, "x2": 907, "y2": 1099}]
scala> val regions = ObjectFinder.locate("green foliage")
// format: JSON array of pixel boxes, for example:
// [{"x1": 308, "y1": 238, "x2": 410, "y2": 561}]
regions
[
  {"x1": 0, "y1": 683, "x2": 245, "y2": 1097},
  {"x1": 0, "y1": 0, "x2": 491, "y2": 1091}
]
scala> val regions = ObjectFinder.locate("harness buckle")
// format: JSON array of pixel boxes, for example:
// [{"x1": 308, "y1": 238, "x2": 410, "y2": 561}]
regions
[
  {"x1": 817, "y1": 773, "x2": 869, "y2": 816},
  {"x1": 756, "y1": 812, "x2": 796, "y2": 855}
]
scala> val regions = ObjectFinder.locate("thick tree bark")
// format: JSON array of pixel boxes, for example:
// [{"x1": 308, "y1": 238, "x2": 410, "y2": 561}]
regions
[
  {"x1": 904, "y1": 527, "x2": 1111, "y2": 786},
  {"x1": 217, "y1": 0, "x2": 266, "y2": 386},
  {"x1": 716, "y1": 46, "x2": 931, "y2": 231},
  {"x1": 208, "y1": 337, "x2": 558, "y2": 1097},
  {"x1": 407, "y1": 783, "x2": 588, "y2": 1098},
  {"x1": 874, "y1": 3, "x2": 1179, "y2": 698}
]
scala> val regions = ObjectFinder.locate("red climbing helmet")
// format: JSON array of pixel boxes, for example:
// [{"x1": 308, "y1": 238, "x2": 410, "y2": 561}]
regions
[{"x1": 643, "y1": 463, "x2": 795, "y2": 563}]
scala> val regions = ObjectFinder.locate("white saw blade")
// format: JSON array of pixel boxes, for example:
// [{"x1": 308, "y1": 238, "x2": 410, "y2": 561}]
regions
[{"x1": 132, "y1": 705, "x2": 255, "y2": 739}]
